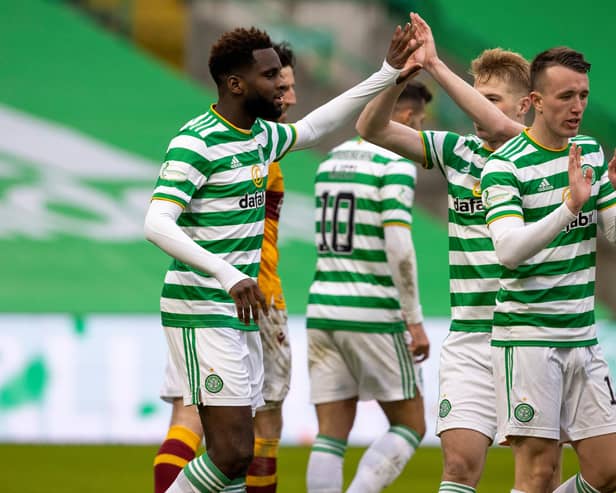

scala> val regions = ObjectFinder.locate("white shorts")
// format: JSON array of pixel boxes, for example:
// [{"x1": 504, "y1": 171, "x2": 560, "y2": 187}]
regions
[
  {"x1": 436, "y1": 332, "x2": 497, "y2": 440},
  {"x1": 258, "y1": 307, "x2": 291, "y2": 410},
  {"x1": 160, "y1": 349, "x2": 184, "y2": 403},
  {"x1": 308, "y1": 329, "x2": 422, "y2": 404},
  {"x1": 163, "y1": 326, "x2": 265, "y2": 411},
  {"x1": 492, "y1": 344, "x2": 616, "y2": 444}
]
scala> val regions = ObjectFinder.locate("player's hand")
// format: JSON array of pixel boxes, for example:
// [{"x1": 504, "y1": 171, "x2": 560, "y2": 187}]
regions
[
  {"x1": 385, "y1": 22, "x2": 423, "y2": 71},
  {"x1": 409, "y1": 13, "x2": 438, "y2": 70},
  {"x1": 565, "y1": 143, "x2": 592, "y2": 215},
  {"x1": 608, "y1": 149, "x2": 616, "y2": 190},
  {"x1": 396, "y1": 51, "x2": 423, "y2": 84},
  {"x1": 407, "y1": 322, "x2": 429, "y2": 363},
  {"x1": 229, "y1": 278, "x2": 268, "y2": 326}
]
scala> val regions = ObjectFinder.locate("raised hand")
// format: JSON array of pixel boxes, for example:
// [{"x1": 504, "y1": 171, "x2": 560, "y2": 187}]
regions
[
  {"x1": 410, "y1": 12, "x2": 439, "y2": 69},
  {"x1": 385, "y1": 22, "x2": 422, "y2": 70},
  {"x1": 229, "y1": 278, "x2": 268, "y2": 326},
  {"x1": 608, "y1": 149, "x2": 616, "y2": 190},
  {"x1": 407, "y1": 322, "x2": 430, "y2": 363},
  {"x1": 565, "y1": 143, "x2": 592, "y2": 215}
]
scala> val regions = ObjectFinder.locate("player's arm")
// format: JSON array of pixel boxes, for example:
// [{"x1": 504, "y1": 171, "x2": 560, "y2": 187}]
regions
[
  {"x1": 380, "y1": 162, "x2": 428, "y2": 360},
  {"x1": 481, "y1": 144, "x2": 590, "y2": 269},
  {"x1": 291, "y1": 23, "x2": 421, "y2": 150},
  {"x1": 144, "y1": 200, "x2": 267, "y2": 325},
  {"x1": 608, "y1": 149, "x2": 616, "y2": 191},
  {"x1": 384, "y1": 225, "x2": 429, "y2": 361},
  {"x1": 411, "y1": 13, "x2": 524, "y2": 141},
  {"x1": 355, "y1": 83, "x2": 426, "y2": 163}
]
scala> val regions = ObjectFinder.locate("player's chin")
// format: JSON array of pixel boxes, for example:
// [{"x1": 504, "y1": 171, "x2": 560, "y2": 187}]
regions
[{"x1": 561, "y1": 122, "x2": 580, "y2": 137}]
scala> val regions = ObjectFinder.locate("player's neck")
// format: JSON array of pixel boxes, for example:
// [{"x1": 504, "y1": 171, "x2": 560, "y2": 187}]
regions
[
  {"x1": 213, "y1": 101, "x2": 256, "y2": 131},
  {"x1": 482, "y1": 138, "x2": 501, "y2": 152},
  {"x1": 527, "y1": 121, "x2": 569, "y2": 150}
]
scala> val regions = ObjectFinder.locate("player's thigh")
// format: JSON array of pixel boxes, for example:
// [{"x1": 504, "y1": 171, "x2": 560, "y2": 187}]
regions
[
  {"x1": 561, "y1": 345, "x2": 616, "y2": 442},
  {"x1": 199, "y1": 405, "x2": 255, "y2": 464},
  {"x1": 440, "y1": 428, "x2": 491, "y2": 482},
  {"x1": 573, "y1": 433, "x2": 616, "y2": 489},
  {"x1": 308, "y1": 329, "x2": 357, "y2": 404},
  {"x1": 437, "y1": 332, "x2": 496, "y2": 441},
  {"x1": 379, "y1": 396, "x2": 425, "y2": 435},
  {"x1": 169, "y1": 398, "x2": 203, "y2": 437},
  {"x1": 164, "y1": 326, "x2": 263, "y2": 409},
  {"x1": 314, "y1": 398, "x2": 358, "y2": 441},
  {"x1": 258, "y1": 307, "x2": 291, "y2": 405},
  {"x1": 492, "y1": 345, "x2": 563, "y2": 443},
  {"x1": 335, "y1": 330, "x2": 420, "y2": 402},
  {"x1": 509, "y1": 435, "x2": 561, "y2": 486}
]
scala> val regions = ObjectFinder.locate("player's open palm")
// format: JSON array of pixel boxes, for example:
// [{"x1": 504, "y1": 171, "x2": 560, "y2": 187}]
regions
[
  {"x1": 410, "y1": 13, "x2": 438, "y2": 68},
  {"x1": 385, "y1": 22, "x2": 421, "y2": 71},
  {"x1": 608, "y1": 149, "x2": 616, "y2": 190},
  {"x1": 229, "y1": 278, "x2": 268, "y2": 326},
  {"x1": 407, "y1": 322, "x2": 429, "y2": 363},
  {"x1": 566, "y1": 143, "x2": 592, "y2": 215}
]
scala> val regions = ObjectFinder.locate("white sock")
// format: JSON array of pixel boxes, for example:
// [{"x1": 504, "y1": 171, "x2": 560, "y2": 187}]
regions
[
  {"x1": 306, "y1": 434, "x2": 347, "y2": 493},
  {"x1": 553, "y1": 473, "x2": 600, "y2": 493},
  {"x1": 165, "y1": 470, "x2": 200, "y2": 493},
  {"x1": 346, "y1": 425, "x2": 421, "y2": 493},
  {"x1": 166, "y1": 453, "x2": 231, "y2": 493},
  {"x1": 438, "y1": 481, "x2": 476, "y2": 492}
]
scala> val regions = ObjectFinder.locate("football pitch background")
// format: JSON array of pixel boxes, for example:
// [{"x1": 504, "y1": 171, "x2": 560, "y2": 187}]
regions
[{"x1": 0, "y1": 444, "x2": 581, "y2": 492}]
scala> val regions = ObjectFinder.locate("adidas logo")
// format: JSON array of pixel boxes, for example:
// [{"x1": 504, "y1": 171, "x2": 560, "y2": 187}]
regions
[
  {"x1": 537, "y1": 178, "x2": 553, "y2": 192},
  {"x1": 460, "y1": 164, "x2": 471, "y2": 173},
  {"x1": 230, "y1": 156, "x2": 242, "y2": 169}
]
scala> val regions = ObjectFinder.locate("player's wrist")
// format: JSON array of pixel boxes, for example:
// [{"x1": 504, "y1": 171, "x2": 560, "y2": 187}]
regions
[
  {"x1": 423, "y1": 55, "x2": 443, "y2": 74},
  {"x1": 380, "y1": 60, "x2": 403, "y2": 80},
  {"x1": 565, "y1": 197, "x2": 582, "y2": 216}
]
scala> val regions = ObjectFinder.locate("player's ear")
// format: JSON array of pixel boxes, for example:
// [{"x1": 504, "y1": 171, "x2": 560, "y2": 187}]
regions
[
  {"x1": 518, "y1": 95, "x2": 531, "y2": 117},
  {"x1": 227, "y1": 74, "x2": 245, "y2": 95},
  {"x1": 529, "y1": 91, "x2": 543, "y2": 114},
  {"x1": 396, "y1": 107, "x2": 414, "y2": 126}
]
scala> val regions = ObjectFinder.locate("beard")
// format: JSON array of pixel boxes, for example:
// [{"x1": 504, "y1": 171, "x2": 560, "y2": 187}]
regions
[{"x1": 244, "y1": 92, "x2": 282, "y2": 121}]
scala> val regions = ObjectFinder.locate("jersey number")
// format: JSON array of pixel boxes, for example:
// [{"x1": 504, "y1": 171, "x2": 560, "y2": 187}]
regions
[
  {"x1": 318, "y1": 191, "x2": 355, "y2": 253},
  {"x1": 605, "y1": 376, "x2": 616, "y2": 405}
]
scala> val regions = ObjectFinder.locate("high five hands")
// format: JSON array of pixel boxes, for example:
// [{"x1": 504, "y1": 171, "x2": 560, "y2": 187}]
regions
[{"x1": 385, "y1": 21, "x2": 423, "y2": 83}]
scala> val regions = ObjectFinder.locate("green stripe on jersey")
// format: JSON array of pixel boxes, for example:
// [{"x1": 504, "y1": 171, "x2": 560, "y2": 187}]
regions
[
  {"x1": 307, "y1": 138, "x2": 416, "y2": 333},
  {"x1": 421, "y1": 130, "x2": 499, "y2": 333},
  {"x1": 153, "y1": 106, "x2": 296, "y2": 330},
  {"x1": 482, "y1": 131, "x2": 607, "y2": 346}
]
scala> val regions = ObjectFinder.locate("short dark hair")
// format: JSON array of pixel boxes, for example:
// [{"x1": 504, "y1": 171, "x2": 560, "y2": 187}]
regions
[
  {"x1": 208, "y1": 27, "x2": 273, "y2": 86},
  {"x1": 398, "y1": 80, "x2": 433, "y2": 106},
  {"x1": 273, "y1": 41, "x2": 296, "y2": 70},
  {"x1": 530, "y1": 47, "x2": 591, "y2": 90}
]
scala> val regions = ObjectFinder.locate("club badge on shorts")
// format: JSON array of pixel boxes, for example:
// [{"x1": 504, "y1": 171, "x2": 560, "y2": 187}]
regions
[
  {"x1": 514, "y1": 402, "x2": 535, "y2": 423},
  {"x1": 439, "y1": 398, "x2": 452, "y2": 418},
  {"x1": 205, "y1": 374, "x2": 224, "y2": 394}
]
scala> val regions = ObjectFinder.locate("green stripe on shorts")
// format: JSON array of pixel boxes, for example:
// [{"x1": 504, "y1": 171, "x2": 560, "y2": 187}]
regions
[{"x1": 393, "y1": 333, "x2": 415, "y2": 399}]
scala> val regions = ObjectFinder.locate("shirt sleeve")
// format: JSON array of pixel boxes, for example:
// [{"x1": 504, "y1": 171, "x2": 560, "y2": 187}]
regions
[
  {"x1": 418, "y1": 130, "x2": 461, "y2": 174},
  {"x1": 261, "y1": 121, "x2": 297, "y2": 163},
  {"x1": 597, "y1": 152, "x2": 616, "y2": 212},
  {"x1": 379, "y1": 159, "x2": 417, "y2": 228},
  {"x1": 597, "y1": 153, "x2": 616, "y2": 242},
  {"x1": 480, "y1": 156, "x2": 524, "y2": 225},
  {"x1": 151, "y1": 132, "x2": 209, "y2": 208}
]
